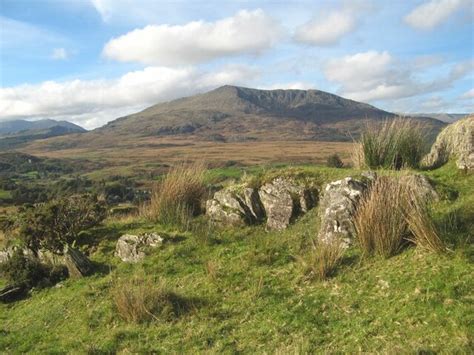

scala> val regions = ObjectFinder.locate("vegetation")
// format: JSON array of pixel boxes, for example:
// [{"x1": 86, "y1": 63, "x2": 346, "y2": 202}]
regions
[
  {"x1": 354, "y1": 119, "x2": 429, "y2": 169},
  {"x1": 326, "y1": 153, "x2": 344, "y2": 168},
  {"x1": 146, "y1": 162, "x2": 206, "y2": 227},
  {"x1": 298, "y1": 240, "x2": 345, "y2": 280}
]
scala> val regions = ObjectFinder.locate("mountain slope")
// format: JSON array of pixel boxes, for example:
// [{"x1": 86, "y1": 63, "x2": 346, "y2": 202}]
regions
[
  {"x1": 98, "y1": 85, "x2": 444, "y2": 142},
  {"x1": 0, "y1": 119, "x2": 85, "y2": 136}
]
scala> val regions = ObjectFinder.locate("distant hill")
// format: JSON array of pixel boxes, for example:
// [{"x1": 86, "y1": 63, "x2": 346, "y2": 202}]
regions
[
  {"x1": 0, "y1": 119, "x2": 86, "y2": 150},
  {"x1": 405, "y1": 113, "x2": 470, "y2": 124},
  {"x1": 98, "y1": 85, "x2": 445, "y2": 142}
]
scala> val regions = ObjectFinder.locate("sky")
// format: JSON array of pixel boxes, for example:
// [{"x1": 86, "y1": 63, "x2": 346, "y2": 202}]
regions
[{"x1": 0, "y1": 0, "x2": 473, "y2": 129}]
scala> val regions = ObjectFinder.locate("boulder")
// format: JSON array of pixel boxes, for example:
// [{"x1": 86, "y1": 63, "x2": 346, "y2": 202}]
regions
[
  {"x1": 317, "y1": 177, "x2": 369, "y2": 247},
  {"x1": 258, "y1": 178, "x2": 318, "y2": 231},
  {"x1": 423, "y1": 115, "x2": 473, "y2": 170},
  {"x1": 115, "y1": 232, "x2": 164, "y2": 263},
  {"x1": 400, "y1": 174, "x2": 439, "y2": 202},
  {"x1": 206, "y1": 188, "x2": 263, "y2": 226},
  {"x1": 64, "y1": 247, "x2": 93, "y2": 278},
  {"x1": 0, "y1": 284, "x2": 27, "y2": 303}
]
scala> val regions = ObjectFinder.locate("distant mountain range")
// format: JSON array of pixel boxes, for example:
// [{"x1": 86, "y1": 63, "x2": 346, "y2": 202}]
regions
[
  {"x1": 405, "y1": 113, "x2": 470, "y2": 123},
  {"x1": 0, "y1": 119, "x2": 86, "y2": 150},
  {"x1": 98, "y1": 85, "x2": 445, "y2": 142}
]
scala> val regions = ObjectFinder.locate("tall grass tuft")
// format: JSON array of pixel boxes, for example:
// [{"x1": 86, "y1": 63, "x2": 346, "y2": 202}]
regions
[
  {"x1": 354, "y1": 177, "x2": 408, "y2": 258},
  {"x1": 354, "y1": 118, "x2": 428, "y2": 169},
  {"x1": 112, "y1": 277, "x2": 187, "y2": 323},
  {"x1": 299, "y1": 240, "x2": 345, "y2": 281},
  {"x1": 146, "y1": 162, "x2": 206, "y2": 227},
  {"x1": 404, "y1": 191, "x2": 445, "y2": 253}
]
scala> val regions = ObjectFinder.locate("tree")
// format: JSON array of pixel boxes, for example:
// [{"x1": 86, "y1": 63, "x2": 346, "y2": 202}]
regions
[{"x1": 16, "y1": 195, "x2": 106, "y2": 253}]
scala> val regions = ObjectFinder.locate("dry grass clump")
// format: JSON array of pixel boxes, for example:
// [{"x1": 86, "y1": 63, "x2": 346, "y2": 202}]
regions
[
  {"x1": 353, "y1": 118, "x2": 428, "y2": 169},
  {"x1": 354, "y1": 176, "x2": 445, "y2": 258},
  {"x1": 300, "y1": 240, "x2": 346, "y2": 281},
  {"x1": 111, "y1": 277, "x2": 187, "y2": 323},
  {"x1": 146, "y1": 162, "x2": 206, "y2": 227}
]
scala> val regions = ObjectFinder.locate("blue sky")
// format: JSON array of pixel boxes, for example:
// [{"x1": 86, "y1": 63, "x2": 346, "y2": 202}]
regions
[{"x1": 0, "y1": 0, "x2": 473, "y2": 129}]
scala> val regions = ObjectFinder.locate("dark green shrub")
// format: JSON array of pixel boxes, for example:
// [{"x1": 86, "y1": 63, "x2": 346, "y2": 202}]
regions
[
  {"x1": 0, "y1": 250, "x2": 66, "y2": 288},
  {"x1": 17, "y1": 195, "x2": 106, "y2": 253},
  {"x1": 326, "y1": 154, "x2": 344, "y2": 168}
]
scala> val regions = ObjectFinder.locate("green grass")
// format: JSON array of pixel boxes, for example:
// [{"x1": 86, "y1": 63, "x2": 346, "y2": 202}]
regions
[
  {"x1": 1, "y1": 165, "x2": 473, "y2": 353},
  {"x1": 0, "y1": 189, "x2": 11, "y2": 199}
]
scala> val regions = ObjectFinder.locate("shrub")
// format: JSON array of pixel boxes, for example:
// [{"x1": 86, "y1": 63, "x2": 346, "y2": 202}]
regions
[
  {"x1": 147, "y1": 162, "x2": 206, "y2": 227},
  {"x1": 354, "y1": 177, "x2": 408, "y2": 258},
  {"x1": 0, "y1": 250, "x2": 66, "y2": 288},
  {"x1": 326, "y1": 154, "x2": 344, "y2": 168},
  {"x1": 299, "y1": 240, "x2": 345, "y2": 280},
  {"x1": 112, "y1": 277, "x2": 188, "y2": 323},
  {"x1": 16, "y1": 195, "x2": 106, "y2": 253},
  {"x1": 354, "y1": 118, "x2": 428, "y2": 169}
]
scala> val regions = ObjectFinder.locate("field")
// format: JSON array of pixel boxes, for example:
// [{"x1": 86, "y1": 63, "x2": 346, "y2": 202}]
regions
[{"x1": 0, "y1": 162, "x2": 472, "y2": 353}]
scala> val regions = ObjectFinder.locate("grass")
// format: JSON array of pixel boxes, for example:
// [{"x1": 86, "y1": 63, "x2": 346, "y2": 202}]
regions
[
  {"x1": 354, "y1": 118, "x2": 429, "y2": 169},
  {"x1": 0, "y1": 164, "x2": 472, "y2": 352}
]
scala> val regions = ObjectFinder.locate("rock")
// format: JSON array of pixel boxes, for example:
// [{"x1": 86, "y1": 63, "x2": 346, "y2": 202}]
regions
[
  {"x1": 64, "y1": 247, "x2": 93, "y2": 278},
  {"x1": 258, "y1": 178, "x2": 318, "y2": 230},
  {"x1": 423, "y1": 115, "x2": 474, "y2": 170},
  {"x1": 400, "y1": 174, "x2": 439, "y2": 202},
  {"x1": 317, "y1": 177, "x2": 368, "y2": 247},
  {"x1": 206, "y1": 188, "x2": 261, "y2": 226},
  {"x1": 115, "y1": 232, "x2": 164, "y2": 263},
  {"x1": 0, "y1": 284, "x2": 27, "y2": 303}
]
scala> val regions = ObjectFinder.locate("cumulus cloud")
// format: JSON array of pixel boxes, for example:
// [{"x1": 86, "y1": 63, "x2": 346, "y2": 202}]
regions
[
  {"x1": 0, "y1": 65, "x2": 259, "y2": 129},
  {"x1": 460, "y1": 88, "x2": 474, "y2": 99},
  {"x1": 294, "y1": 11, "x2": 356, "y2": 46},
  {"x1": 323, "y1": 51, "x2": 474, "y2": 102},
  {"x1": 260, "y1": 82, "x2": 315, "y2": 90},
  {"x1": 51, "y1": 48, "x2": 68, "y2": 60},
  {"x1": 404, "y1": 0, "x2": 469, "y2": 30},
  {"x1": 102, "y1": 9, "x2": 281, "y2": 66}
]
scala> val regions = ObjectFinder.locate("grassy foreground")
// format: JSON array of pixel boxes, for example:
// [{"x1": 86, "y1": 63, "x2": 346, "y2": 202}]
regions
[{"x1": 1, "y1": 163, "x2": 473, "y2": 353}]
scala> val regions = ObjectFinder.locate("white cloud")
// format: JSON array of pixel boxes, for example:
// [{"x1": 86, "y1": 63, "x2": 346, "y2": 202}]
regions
[
  {"x1": 294, "y1": 11, "x2": 356, "y2": 46},
  {"x1": 460, "y1": 88, "x2": 474, "y2": 99},
  {"x1": 51, "y1": 48, "x2": 68, "y2": 60},
  {"x1": 323, "y1": 51, "x2": 474, "y2": 102},
  {"x1": 0, "y1": 66, "x2": 259, "y2": 129},
  {"x1": 260, "y1": 82, "x2": 315, "y2": 90},
  {"x1": 404, "y1": 0, "x2": 469, "y2": 30},
  {"x1": 102, "y1": 9, "x2": 281, "y2": 66}
]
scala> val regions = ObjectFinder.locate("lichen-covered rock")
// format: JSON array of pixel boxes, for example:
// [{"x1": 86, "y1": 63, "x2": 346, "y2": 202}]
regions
[
  {"x1": 400, "y1": 174, "x2": 439, "y2": 202},
  {"x1": 317, "y1": 177, "x2": 368, "y2": 247},
  {"x1": 423, "y1": 115, "x2": 473, "y2": 170},
  {"x1": 115, "y1": 232, "x2": 164, "y2": 263},
  {"x1": 206, "y1": 188, "x2": 262, "y2": 226},
  {"x1": 258, "y1": 178, "x2": 318, "y2": 231}
]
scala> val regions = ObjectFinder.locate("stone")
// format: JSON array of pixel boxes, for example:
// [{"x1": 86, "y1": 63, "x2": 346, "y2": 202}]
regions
[
  {"x1": 206, "y1": 188, "x2": 259, "y2": 226},
  {"x1": 258, "y1": 178, "x2": 318, "y2": 231},
  {"x1": 115, "y1": 232, "x2": 164, "y2": 263},
  {"x1": 0, "y1": 284, "x2": 27, "y2": 303},
  {"x1": 317, "y1": 177, "x2": 368, "y2": 247},
  {"x1": 423, "y1": 115, "x2": 474, "y2": 170},
  {"x1": 400, "y1": 174, "x2": 439, "y2": 202},
  {"x1": 64, "y1": 247, "x2": 93, "y2": 278}
]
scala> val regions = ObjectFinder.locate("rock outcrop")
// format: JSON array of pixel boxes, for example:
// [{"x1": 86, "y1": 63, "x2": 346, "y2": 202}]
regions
[
  {"x1": 259, "y1": 178, "x2": 318, "y2": 230},
  {"x1": 206, "y1": 178, "x2": 318, "y2": 230},
  {"x1": 423, "y1": 115, "x2": 473, "y2": 170},
  {"x1": 64, "y1": 247, "x2": 93, "y2": 278},
  {"x1": 115, "y1": 232, "x2": 164, "y2": 263},
  {"x1": 317, "y1": 176, "x2": 370, "y2": 247}
]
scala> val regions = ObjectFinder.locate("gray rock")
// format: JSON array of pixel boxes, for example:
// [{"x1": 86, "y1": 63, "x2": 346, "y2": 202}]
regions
[
  {"x1": 400, "y1": 174, "x2": 439, "y2": 202},
  {"x1": 258, "y1": 178, "x2": 318, "y2": 231},
  {"x1": 64, "y1": 247, "x2": 93, "y2": 278},
  {"x1": 115, "y1": 232, "x2": 164, "y2": 263},
  {"x1": 423, "y1": 115, "x2": 473, "y2": 170},
  {"x1": 206, "y1": 188, "x2": 260, "y2": 226},
  {"x1": 317, "y1": 177, "x2": 368, "y2": 247}
]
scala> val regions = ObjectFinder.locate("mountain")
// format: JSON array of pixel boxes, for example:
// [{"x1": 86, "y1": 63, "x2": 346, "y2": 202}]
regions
[
  {"x1": 98, "y1": 85, "x2": 444, "y2": 142},
  {"x1": 0, "y1": 119, "x2": 86, "y2": 150},
  {"x1": 405, "y1": 113, "x2": 470, "y2": 123},
  {"x1": 0, "y1": 119, "x2": 85, "y2": 136}
]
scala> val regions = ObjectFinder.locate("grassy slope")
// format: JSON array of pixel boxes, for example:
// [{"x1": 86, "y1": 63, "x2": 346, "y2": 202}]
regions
[{"x1": 0, "y1": 164, "x2": 473, "y2": 353}]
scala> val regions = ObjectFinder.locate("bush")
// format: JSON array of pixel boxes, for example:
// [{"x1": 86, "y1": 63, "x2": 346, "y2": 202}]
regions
[
  {"x1": 354, "y1": 177, "x2": 408, "y2": 258},
  {"x1": 354, "y1": 118, "x2": 428, "y2": 169},
  {"x1": 112, "y1": 277, "x2": 189, "y2": 323},
  {"x1": 0, "y1": 250, "x2": 66, "y2": 288},
  {"x1": 299, "y1": 240, "x2": 345, "y2": 280},
  {"x1": 16, "y1": 195, "x2": 106, "y2": 253},
  {"x1": 147, "y1": 162, "x2": 206, "y2": 227},
  {"x1": 326, "y1": 154, "x2": 344, "y2": 168}
]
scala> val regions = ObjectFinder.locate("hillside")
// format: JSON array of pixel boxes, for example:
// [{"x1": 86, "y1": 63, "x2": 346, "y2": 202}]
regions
[
  {"x1": 98, "y1": 85, "x2": 444, "y2": 142},
  {"x1": 408, "y1": 113, "x2": 470, "y2": 123}
]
